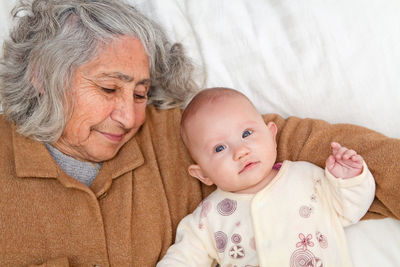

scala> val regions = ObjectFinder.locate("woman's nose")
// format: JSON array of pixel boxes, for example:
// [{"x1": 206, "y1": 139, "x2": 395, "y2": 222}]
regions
[{"x1": 110, "y1": 96, "x2": 135, "y2": 129}]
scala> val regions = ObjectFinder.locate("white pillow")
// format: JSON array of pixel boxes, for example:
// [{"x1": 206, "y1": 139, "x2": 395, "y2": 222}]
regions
[{"x1": 133, "y1": 0, "x2": 400, "y2": 138}]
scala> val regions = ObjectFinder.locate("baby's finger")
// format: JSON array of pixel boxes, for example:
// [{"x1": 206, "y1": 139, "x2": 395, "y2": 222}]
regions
[
  {"x1": 334, "y1": 146, "x2": 348, "y2": 160},
  {"x1": 342, "y1": 149, "x2": 357, "y2": 160},
  {"x1": 331, "y1": 142, "x2": 341, "y2": 153},
  {"x1": 350, "y1": 154, "x2": 364, "y2": 164}
]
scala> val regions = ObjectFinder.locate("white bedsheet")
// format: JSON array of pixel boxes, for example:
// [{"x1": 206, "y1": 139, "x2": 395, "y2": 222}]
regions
[
  {"x1": 133, "y1": 0, "x2": 400, "y2": 139},
  {"x1": 1, "y1": 0, "x2": 399, "y2": 266},
  {"x1": 130, "y1": 1, "x2": 400, "y2": 266}
]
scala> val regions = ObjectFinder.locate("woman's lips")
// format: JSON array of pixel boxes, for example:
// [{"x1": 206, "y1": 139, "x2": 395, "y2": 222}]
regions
[
  {"x1": 239, "y1": 161, "x2": 259, "y2": 174},
  {"x1": 99, "y1": 131, "x2": 124, "y2": 142}
]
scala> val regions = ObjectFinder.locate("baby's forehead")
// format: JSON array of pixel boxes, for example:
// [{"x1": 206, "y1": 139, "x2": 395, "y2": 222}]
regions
[
  {"x1": 181, "y1": 89, "x2": 256, "y2": 130},
  {"x1": 194, "y1": 92, "x2": 247, "y2": 112}
]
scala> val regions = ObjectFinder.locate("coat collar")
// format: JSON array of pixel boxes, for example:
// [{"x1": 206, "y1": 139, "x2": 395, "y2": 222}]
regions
[
  {"x1": 12, "y1": 124, "x2": 144, "y2": 181},
  {"x1": 12, "y1": 125, "x2": 58, "y2": 178},
  {"x1": 89, "y1": 135, "x2": 144, "y2": 197}
]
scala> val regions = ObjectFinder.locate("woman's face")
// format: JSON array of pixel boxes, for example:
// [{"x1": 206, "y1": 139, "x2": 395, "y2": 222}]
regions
[{"x1": 54, "y1": 36, "x2": 150, "y2": 162}]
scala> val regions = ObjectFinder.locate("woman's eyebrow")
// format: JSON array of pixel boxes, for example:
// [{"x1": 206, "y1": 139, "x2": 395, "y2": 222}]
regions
[
  {"x1": 101, "y1": 72, "x2": 134, "y2": 82},
  {"x1": 137, "y1": 78, "x2": 151, "y2": 85}
]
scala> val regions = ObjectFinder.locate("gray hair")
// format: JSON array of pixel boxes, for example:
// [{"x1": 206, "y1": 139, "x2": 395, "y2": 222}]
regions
[{"x1": 0, "y1": 0, "x2": 197, "y2": 143}]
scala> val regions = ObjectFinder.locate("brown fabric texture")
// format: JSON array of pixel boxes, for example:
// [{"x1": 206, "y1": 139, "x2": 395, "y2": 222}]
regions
[{"x1": 0, "y1": 105, "x2": 398, "y2": 266}]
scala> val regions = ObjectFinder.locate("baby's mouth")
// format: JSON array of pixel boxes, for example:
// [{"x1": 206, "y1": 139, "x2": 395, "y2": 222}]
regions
[{"x1": 239, "y1": 161, "x2": 259, "y2": 174}]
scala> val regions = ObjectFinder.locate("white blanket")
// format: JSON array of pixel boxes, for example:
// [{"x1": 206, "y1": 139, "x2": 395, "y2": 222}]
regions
[
  {"x1": 127, "y1": 1, "x2": 400, "y2": 266},
  {"x1": 133, "y1": 0, "x2": 400, "y2": 138},
  {"x1": 1, "y1": 0, "x2": 399, "y2": 266}
]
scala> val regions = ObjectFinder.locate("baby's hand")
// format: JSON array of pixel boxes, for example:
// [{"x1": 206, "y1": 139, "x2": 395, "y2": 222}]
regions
[{"x1": 325, "y1": 142, "x2": 364, "y2": 179}]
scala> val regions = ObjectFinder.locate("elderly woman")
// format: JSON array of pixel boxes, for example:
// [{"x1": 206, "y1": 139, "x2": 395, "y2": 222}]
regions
[{"x1": 0, "y1": 0, "x2": 399, "y2": 266}]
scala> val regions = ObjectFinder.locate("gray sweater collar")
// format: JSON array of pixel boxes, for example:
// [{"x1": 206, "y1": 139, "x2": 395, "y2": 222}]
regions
[{"x1": 45, "y1": 143, "x2": 102, "y2": 186}]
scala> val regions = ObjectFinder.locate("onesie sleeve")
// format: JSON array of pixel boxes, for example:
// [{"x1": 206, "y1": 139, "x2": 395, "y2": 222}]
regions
[
  {"x1": 157, "y1": 204, "x2": 216, "y2": 267},
  {"x1": 263, "y1": 113, "x2": 400, "y2": 220},
  {"x1": 322, "y1": 162, "x2": 376, "y2": 227}
]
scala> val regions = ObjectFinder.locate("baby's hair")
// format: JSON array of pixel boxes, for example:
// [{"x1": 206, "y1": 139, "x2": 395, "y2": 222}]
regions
[{"x1": 180, "y1": 87, "x2": 253, "y2": 148}]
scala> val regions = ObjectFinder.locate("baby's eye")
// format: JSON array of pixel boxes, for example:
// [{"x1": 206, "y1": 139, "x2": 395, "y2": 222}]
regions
[
  {"x1": 215, "y1": 145, "x2": 226, "y2": 153},
  {"x1": 242, "y1": 130, "x2": 253, "y2": 138}
]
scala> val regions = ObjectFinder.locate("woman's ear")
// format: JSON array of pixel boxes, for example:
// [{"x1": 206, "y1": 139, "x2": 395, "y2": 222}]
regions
[{"x1": 188, "y1": 165, "x2": 214, "y2": 186}]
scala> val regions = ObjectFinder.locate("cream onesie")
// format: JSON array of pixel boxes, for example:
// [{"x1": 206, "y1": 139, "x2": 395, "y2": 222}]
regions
[{"x1": 157, "y1": 160, "x2": 375, "y2": 267}]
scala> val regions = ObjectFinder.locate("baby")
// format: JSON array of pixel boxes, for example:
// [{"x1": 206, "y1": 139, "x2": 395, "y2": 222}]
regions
[{"x1": 158, "y1": 88, "x2": 375, "y2": 267}]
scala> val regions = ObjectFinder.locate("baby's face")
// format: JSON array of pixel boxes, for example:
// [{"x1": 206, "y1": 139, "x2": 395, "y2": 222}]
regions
[{"x1": 185, "y1": 95, "x2": 278, "y2": 194}]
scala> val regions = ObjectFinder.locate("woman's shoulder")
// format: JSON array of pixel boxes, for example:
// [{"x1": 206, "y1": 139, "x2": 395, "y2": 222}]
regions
[
  {"x1": 145, "y1": 105, "x2": 182, "y2": 125},
  {"x1": 0, "y1": 114, "x2": 14, "y2": 139},
  {"x1": 141, "y1": 105, "x2": 183, "y2": 141},
  {"x1": 0, "y1": 114, "x2": 10, "y2": 124},
  {"x1": 0, "y1": 115, "x2": 15, "y2": 163}
]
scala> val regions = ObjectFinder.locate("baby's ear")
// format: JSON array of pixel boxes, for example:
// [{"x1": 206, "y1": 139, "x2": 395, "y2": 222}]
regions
[
  {"x1": 188, "y1": 165, "x2": 214, "y2": 186},
  {"x1": 267, "y1": 121, "x2": 278, "y2": 147},
  {"x1": 267, "y1": 121, "x2": 278, "y2": 136}
]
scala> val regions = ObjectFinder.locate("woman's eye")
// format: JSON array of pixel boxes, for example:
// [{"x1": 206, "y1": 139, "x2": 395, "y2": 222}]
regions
[
  {"x1": 242, "y1": 130, "x2": 253, "y2": 138},
  {"x1": 134, "y1": 93, "x2": 147, "y2": 100},
  {"x1": 101, "y1": 87, "x2": 115, "y2": 94},
  {"x1": 134, "y1": 93, "x2": 148, "y2": 103},
  {"x1": 215, "y1": 145, "x2": 226, "y2": 153},
  {"x1": 134, "y1": 85, "x2": 149, "y2": 102},
  {"x1": 134, "y1": 84, "x2": 150, "y2": 102}
]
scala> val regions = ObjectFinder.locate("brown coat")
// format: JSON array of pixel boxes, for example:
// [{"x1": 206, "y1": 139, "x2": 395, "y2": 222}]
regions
[{"x1": 0, "y1": 105, "x2": 399, "y2": 266}]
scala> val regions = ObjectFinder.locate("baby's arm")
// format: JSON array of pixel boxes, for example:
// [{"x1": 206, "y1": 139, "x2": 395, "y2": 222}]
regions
[
  {"x1": 322, "y1": 142, "x2": 375, "y2": 225},
  {"x1": 325, "y1": 142, "x2": 363, "y2": 179},
  {"x1": 157, "y1": 207, "x2": 216, "y2": 267},
  {"x1": 266, "y1": 113, "x2": 400, "y2": 219}
]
